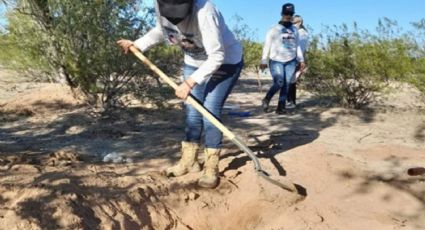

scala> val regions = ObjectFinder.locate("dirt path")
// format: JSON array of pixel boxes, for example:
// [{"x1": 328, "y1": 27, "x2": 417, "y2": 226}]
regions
[{"x1": 1, "y1": 70, "x2": 424, "y2": 229}]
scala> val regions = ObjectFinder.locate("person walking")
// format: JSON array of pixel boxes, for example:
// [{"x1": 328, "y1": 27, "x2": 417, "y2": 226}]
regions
[
  {"x1": 260, "y1": 3, "x2": 305, "y2": 114},
  {"x1": 117, "y1": 0, "x2": 243, "y2": 188},
  {"x1": 287, "y1": 15, "x2": 309, "y2": 108}
]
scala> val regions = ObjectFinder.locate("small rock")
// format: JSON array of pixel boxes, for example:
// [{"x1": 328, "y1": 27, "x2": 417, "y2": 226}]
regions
[
  {"x1": 69, "y1": 193, "x2": 78, "y2": 201},
  {"x1": 65, "y1": 126, "x2": 86, "y2": 135},
  {"x1": 103, "y1": 152, "x2": 134, "y2": 164},
  {"x1": 124, "y1": 158, "x2": 134, "y2": 163},
  {"x1": 150, "y1": 196, "x2": 158, "y2": 202},
  {"x1": 201, "y1": 201, "x2": 209, "y2": 208},
  {"x1": 407, "y1": 167, "x2": 425, "y2": 176},
  {"x1": 103, "y1": 152, "x2": 122, "y2": 163},
  {"x1": 188, "y1": 192, "x2": 198, "y2": 200}
]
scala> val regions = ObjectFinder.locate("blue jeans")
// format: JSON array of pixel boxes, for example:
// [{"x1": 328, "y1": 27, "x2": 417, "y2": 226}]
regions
[
  {"x1": 183, "y1": 61, "x2": 243, "y2": 148},
  {"x1": 265, "y1": 59, "x2": 297, "y2": 103}
]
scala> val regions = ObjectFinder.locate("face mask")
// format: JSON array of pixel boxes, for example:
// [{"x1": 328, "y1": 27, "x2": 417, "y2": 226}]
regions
[
  {"x1": 283, "y1": 21, "x2": 292, "y2": 28},
  {"x1": 158, "y1": 0, "x2": 193, "y2": 25},
  {"x1": 166, "y1": 17, "x2": 185, "y2": 25}
]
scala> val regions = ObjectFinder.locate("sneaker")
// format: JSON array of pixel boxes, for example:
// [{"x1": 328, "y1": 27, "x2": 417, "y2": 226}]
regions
[
  {"x1": 286, "y1": 102, "x2": 296, "y2": 109},
  {"x1": 261, "y1": 98, "x2": 270, "y2": 112}
]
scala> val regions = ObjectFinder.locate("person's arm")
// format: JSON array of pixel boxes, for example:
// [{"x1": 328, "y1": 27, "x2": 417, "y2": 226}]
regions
[
  {"x1": 304, "y1": 32, "x2": 310, "y2": 53},
  {"x1": 117, "y1": 19, "x2": 164, "y2": 54},
  {"x1": 176, "y1": 7, "x2": 226, "y2": 99},
  {"x1": 299, "y1": 29, "x2": 310, "y2": 54},
  {"x1": 295, "y1": 30, "x2": 305, "y2": 71},
  {"x1": 261, "y1": 29, "x2": 273, "y2": 66},
  {"x1": 187, "y1": 9, "x2": 225, "y2": 85},
  {"x1": 133, "y1": 25, "x2": 165, "y2": 52}
]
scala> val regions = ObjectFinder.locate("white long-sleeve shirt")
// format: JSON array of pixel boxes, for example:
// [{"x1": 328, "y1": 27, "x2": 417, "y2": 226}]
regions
[
  {"x1": 298, "y1": 28, "x2": 309, "y2": 54},
  {"x1": 134, "y1": 0, "x2": 242, "y2": 84},
  {"x1": 261, "y1": 24, "x2": 304, "y2": 64}
]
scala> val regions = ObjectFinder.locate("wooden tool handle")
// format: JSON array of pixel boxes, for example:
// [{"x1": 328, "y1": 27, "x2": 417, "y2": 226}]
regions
[
  {"x1": 129, "y1": 46, "x2": 235, "y2": 139},
  {"x1": 128, "y1": 46, "x2": 298, "y2": 193}
]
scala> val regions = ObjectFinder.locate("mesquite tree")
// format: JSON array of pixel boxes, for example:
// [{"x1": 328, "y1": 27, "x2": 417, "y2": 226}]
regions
[
  {"x1": 304, "y1": 18, "x2": 425, "y2": 108},
  {"x1": 1, "y1": 0, "x2": 181, "y2": 110}
]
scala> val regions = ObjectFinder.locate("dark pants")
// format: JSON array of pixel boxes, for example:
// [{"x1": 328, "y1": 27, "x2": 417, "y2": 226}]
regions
[
  {"x1": 287, "y1": 83, "x2": 296, "y2": 104},
  {"x1": 288, "y1": 63, "x2": 303, "y2": 105}
]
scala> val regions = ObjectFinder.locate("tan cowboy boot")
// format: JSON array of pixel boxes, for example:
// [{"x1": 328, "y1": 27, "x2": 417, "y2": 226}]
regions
[
  {"x1": 198, "y1": 148, "x2": 220, "y2": 188},
  {"x1": 165, "y1": 141, "x2": 201, "y2": 177}
]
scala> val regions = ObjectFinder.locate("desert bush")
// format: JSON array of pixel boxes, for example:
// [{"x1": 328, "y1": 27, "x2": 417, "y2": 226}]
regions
[
  {"x1": 304, "y1": 18, "x2": 425, "y2": 108},
  {"x1": 0, "y1": 11, "x2": 52, "y2": 77},
  {"x1": 0, "y1": 0, "x2": 182, "y2": 111}
]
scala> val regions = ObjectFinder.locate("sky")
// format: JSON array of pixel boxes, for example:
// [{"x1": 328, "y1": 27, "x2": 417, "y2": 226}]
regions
[
  {"x1": 0, "y1": 4, "x2": 6, "y2": 31},
  {"x1": 144, "y1": 0, "x2": 425, "y2": 42},
  {"x1": 215, "y1": 0, "x2": 425, "y2": 41},
  {"x1": 2, "y1": 1, "x2": 425, "y2": 41}
]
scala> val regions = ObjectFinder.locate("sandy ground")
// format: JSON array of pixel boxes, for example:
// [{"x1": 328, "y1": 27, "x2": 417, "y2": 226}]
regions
[{"x1": 1, "y1": 69, "x2": 425, "y2": 230}]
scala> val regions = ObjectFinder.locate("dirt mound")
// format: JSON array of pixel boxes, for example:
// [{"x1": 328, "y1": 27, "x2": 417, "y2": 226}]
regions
[
  {"x1": 0, "y1": 147, "x2": 303, "y2": 230},
  {"x1": 0, "y1": 148, "x2": 184, "y2": 229},
  {"x1": 1, "y1": 72, "x2": 424, "y2": 229},
  {"x1": 0, "y1": 149, "x2": 82, "y2": 170},
  {"x1": 0, "y1": 168, "x2": 187, "y2": 229},
  {"x1": 0, "y1": 83, "x2": 82, "y2": 118},
  {"x1": 1, "y1": 144, "x2": 424, "y2": 229},
  {"x1": 372, "y1": 81, "x2": 425, "y2": 110}
]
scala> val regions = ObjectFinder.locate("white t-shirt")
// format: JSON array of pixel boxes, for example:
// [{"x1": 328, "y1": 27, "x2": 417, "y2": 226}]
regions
[
  {"x1": 261, "y1": 24, "x2": 304, "y2": 64},
  {"x1": 134, "y1": 0, "x2": 243, "y2": 84}
]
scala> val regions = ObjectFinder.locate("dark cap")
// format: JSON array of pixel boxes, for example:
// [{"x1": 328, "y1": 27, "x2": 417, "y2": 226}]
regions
[{"x1": 281, "y1": 3, "x2": 295, "y2": 16}]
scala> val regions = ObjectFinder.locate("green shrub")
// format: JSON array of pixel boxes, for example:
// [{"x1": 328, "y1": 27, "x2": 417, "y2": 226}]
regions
[
  {"x1": 0, "y1": 0, "x2": 183, "y2": 110},
  {"x1": 304, "y1": 19, "x2": 425, "y2": 108}
]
